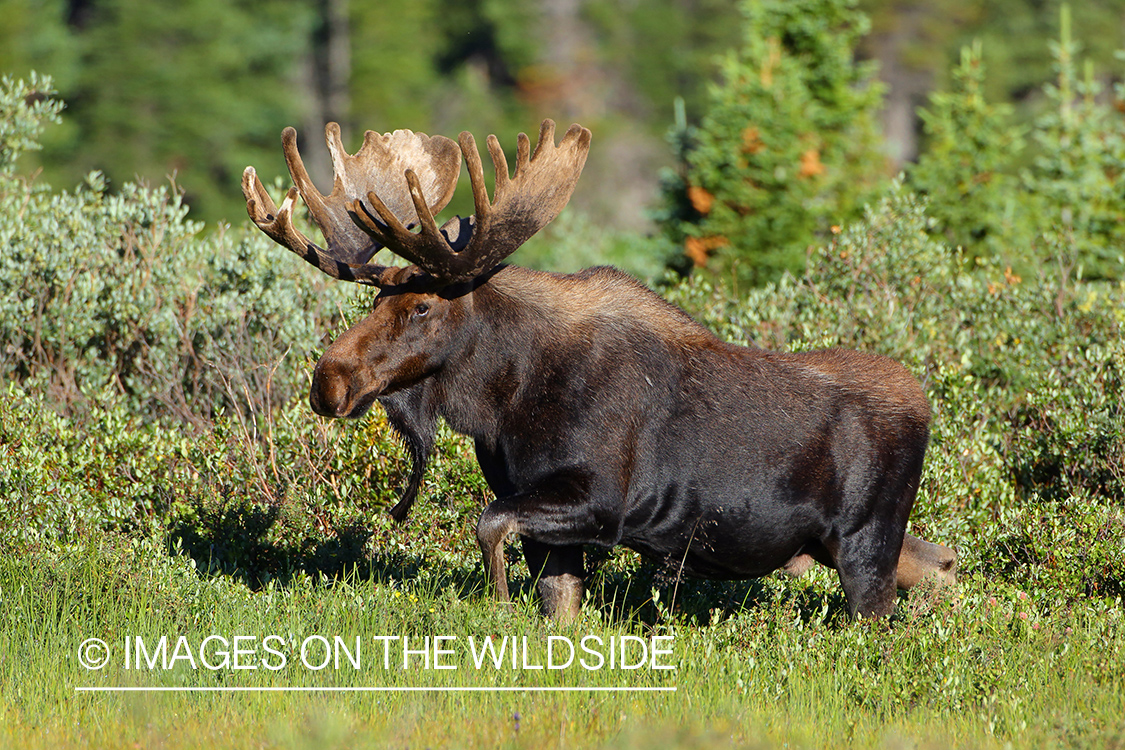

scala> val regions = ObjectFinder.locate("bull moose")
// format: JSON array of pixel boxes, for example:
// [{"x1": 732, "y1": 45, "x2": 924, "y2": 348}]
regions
[{"x1": 241, "y1": 119, "x2": 956, "y2": 622}]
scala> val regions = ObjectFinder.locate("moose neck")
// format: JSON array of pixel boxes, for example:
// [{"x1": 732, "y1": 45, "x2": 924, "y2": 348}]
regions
[
  {"x1": 426, "y1": 264, "x2": 719, "y2": 448},
  {"x1": 428, "y1": 266, "x2": 575, "y2": 443}
]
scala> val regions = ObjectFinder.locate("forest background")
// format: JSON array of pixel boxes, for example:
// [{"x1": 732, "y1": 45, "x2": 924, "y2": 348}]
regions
[{"x1": 6, "y1": 0, "x2": 1125, "y2": 281}]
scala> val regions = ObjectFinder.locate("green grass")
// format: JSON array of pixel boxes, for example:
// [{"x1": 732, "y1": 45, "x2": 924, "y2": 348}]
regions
[{"x1": 3, "y1": 509, "x2": 1123, "y2": 749}]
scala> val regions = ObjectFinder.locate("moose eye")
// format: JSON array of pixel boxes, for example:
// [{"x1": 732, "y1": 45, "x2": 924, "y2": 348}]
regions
[{"x1": 412, "y1": 302, "x2": 430, "y2": 318}]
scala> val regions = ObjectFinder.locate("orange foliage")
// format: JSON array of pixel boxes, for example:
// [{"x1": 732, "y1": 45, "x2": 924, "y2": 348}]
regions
[
  {"x1": 798, "y1": 149, "x2": 825, "y2": 178},
  {"x1": 685, "y1": 235, "x2": 730, "y2": 267},
  {"x1": 687, "y1": 185, "x2": 715, "y2": 215},
  {"x1": 741, "y1": 126, "x2": 765, "y2": 155}
]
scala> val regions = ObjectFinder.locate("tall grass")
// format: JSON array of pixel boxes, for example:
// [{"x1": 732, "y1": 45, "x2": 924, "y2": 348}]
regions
[{"x1": 2, "y1": 536, "x2": 1123, "y2": 749}]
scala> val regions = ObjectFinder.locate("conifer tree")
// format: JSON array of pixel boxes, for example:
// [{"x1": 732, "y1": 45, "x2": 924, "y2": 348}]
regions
[
  {"x1": 908, "y1": 42, "x2": 1030, "y2": 269},
  {"x1": 661, "y1": 0, "x2": 887, "y2": 285},
  {"x1": 1022, "y1": 5, "x2": 1125, "y2": 281}
]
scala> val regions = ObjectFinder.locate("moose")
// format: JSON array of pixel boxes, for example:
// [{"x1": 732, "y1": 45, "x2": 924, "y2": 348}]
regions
[{"x1": 241, "y1": 119, "x2": 956, "y2": 622}]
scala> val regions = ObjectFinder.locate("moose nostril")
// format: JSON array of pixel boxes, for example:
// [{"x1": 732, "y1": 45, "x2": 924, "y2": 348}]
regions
[
  {"x1": 309, "y1": 384, "x2": 329, "y2": 417},
  {"x1": 311, "y1": 363, "x2": 344, "y2": 417},
  {"x1": 311, "y1": 383, "x2": 347, "y2": 417},
  {"x1": 309, "y1": 387, "x2": 325, "y2": 417},
  {"x1": 311, "y1": 355, "x2": 364, "y2": 418},
  {"x1": 334, "y1": 393, "x2": 352, "y2": 418}
]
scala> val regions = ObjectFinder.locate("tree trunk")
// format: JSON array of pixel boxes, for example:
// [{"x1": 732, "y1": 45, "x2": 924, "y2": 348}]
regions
[
  {"x1": 867, "y1": 6, "x2": 932, "y2": 168},
  {"x1": 301, "y1": 0, "x2": 352, "y2": 192}
]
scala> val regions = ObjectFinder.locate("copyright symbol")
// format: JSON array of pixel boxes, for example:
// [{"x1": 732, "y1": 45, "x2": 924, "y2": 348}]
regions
[{"x1": 78, "y1": 638, "x2": 110, "y2": 670}]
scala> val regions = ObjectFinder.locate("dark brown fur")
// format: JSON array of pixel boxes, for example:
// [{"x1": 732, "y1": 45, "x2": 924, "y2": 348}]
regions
[{"x1": 311, "y1": 265, "x2": 957, "y2": 621}]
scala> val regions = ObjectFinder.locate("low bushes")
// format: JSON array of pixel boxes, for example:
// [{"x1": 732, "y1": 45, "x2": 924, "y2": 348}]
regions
[{"x1": 1, "y1": 67, "x2": 1122, "y2": 612}]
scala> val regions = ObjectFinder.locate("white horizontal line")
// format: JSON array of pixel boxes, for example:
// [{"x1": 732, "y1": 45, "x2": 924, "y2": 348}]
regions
[{"x1": 76, "y1": 686, "x2": 676, "y2": 693}]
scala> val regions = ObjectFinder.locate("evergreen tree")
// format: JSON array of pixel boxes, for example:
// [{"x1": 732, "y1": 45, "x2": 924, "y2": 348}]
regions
[
  {"x1": 908, "y1": 42, "x2": 1031, "y2": 269},
  {"x1": 0, "y1": 0, "x2": 74, "y2": 84},
  {"x1": 1022, "y1": 6, "x2": 1125, "y2": 281},
  {"x1": 584, "y1": 0, "x2": 743, "y2": 123},
  {"x1": 660, "y1": 0, "x2": 887, "y2": 286},
  {"x1": 349, "y1": 0, "x2": 442, "y2": 134},
  {"x1": 49, "y1": 0, "x2": 312, "y2": 223}
]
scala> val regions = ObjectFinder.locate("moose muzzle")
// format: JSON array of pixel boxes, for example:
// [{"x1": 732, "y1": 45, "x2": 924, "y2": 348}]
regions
[{"x1": 310, "y1": 355, "x2": 383, "y2": 419}]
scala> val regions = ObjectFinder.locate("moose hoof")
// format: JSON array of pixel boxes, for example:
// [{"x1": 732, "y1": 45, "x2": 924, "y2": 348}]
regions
[{"x1": 538, "y1": 574, "x2": 583, "y2": 624}]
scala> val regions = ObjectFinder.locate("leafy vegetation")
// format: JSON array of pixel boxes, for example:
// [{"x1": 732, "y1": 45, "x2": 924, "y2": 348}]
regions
[
  {"x1": 660, "y1": 0, "x2": 887, "y2": 285},
  {"x1": 0, "y1": 74, "x2": 355, "y2": 423},
  {"x1": 2, "y1": 57, "x2": 1124, "y2": 746}
]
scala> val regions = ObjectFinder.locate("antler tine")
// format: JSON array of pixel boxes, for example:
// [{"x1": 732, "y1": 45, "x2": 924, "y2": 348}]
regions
[
  {"x1": 241, "y1": 167, "x2": 393, "y2": 286},
  {"x1": 348, "y1": 168, "x2": 448, "y2": 270},
  {"x1": 461, "y1": 131, "x2": 494, "y2": 223},
  {"x1": 529, "y1": 119, "x2": 553, "y2": 163},
  {"x1": 356, "y1": 119, "x2": 590, "y2": 285},
  {"x1": 243, "y1": 123, "x2": 463, "y2": 286},
  {"x1": 448, "y1": 119, "x2": 591, "y2": 280}
]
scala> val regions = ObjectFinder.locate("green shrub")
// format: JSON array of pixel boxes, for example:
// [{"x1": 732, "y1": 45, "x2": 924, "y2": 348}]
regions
[
  {"x1": 0, "y1": 71, "x2": 61, "y2": 173},
  {"x1": 0, "y1": 384, "x2": 183, "y2": 551},
  {"x1": 0, "y1": 74, "x2": 354, "y2": 423}
]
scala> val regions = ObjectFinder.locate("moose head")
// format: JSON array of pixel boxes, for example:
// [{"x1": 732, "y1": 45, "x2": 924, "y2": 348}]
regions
[{"x1": 242, "y1": 119, "x2": 591, "y2": 419}]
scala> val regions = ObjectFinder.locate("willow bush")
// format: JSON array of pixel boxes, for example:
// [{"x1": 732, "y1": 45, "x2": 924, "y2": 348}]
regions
[{"x1": 0, "y1": 73, "x2": 355, "y2": 425}]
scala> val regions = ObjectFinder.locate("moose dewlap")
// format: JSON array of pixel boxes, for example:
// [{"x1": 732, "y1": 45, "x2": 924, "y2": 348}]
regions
[{"x1": 242, "y1": 119, "x2": 956, "y2": 622}]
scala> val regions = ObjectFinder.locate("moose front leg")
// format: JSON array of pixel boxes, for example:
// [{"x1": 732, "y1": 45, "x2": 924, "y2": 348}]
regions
[
  {"x1": 521, "y1": 539, "x2": 584, "y2": 623},
  {"x1": 477, "y1": 509, "x2": 517, "y2": 604},
  {"x1": 475, "y1": 486, "x2": 617, "y2": 621}
]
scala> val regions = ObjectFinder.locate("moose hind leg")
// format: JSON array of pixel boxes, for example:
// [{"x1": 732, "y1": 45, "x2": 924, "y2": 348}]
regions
[
  {"x1": 476, "y1": 506, "x2": 517, "y2": 603},
  {"x1": 522, "y1": 538, "x2": 584, "y2": 623}
]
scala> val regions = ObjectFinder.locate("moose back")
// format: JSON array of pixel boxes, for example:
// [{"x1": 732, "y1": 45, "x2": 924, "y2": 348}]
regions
[{"x1": 242, "y1": 119, "x2": 956, "y2": 621}]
